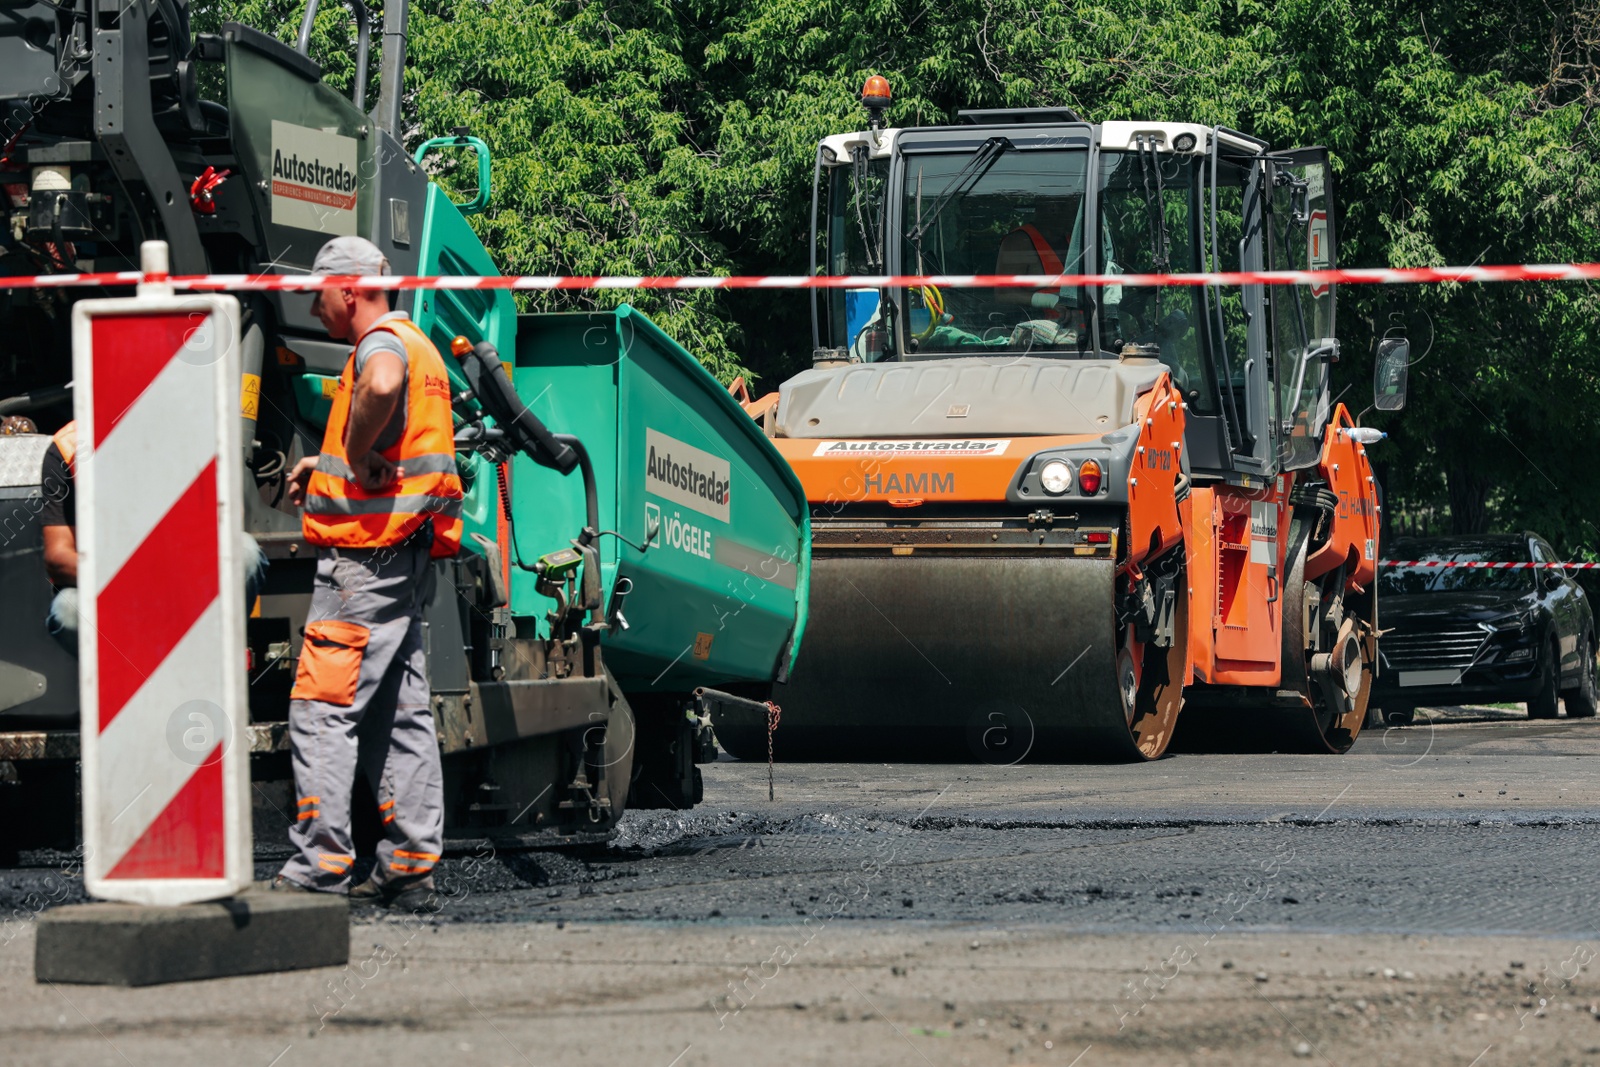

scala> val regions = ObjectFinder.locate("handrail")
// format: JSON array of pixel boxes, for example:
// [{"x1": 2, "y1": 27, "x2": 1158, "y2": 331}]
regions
[{"x1": 413, "y1": 130, "x2": 492, "y2": 215}]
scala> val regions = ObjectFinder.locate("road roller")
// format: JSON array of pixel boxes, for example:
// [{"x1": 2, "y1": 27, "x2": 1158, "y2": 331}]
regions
[{"x1": 716, "y1": 78, "x2": 1407, "y2": 762}]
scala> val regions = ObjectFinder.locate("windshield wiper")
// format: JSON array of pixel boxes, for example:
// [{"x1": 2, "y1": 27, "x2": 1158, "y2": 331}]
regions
[
  {"x1": 1271, "y1": 173, "x2": 1314, "y2": 350},
  {"x1": 1135, "y1": 134, "x2": 1171, "y2": 321},
  {"x1": 907, "y1": 136, "x2": 1014, "y2": 256},
  {"x1": 850, "y1": 144, "x2": 883, "y2": 272}
]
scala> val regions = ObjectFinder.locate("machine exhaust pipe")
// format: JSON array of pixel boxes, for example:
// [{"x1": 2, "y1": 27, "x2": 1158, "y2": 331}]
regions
[
  {"x1": 375, "y1": 0, "x2": 409, "y2": 137},
  {"x1": 295, "y1": 0, "x2": 373, "y2": 112}
]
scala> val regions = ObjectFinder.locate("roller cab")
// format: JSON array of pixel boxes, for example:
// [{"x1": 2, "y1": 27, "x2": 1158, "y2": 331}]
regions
[{"x1": 719, "y1": 91, "x2": 1398, "y2": 762}]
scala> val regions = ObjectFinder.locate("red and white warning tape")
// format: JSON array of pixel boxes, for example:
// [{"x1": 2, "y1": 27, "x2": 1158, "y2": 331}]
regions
[
  {"x1": 4, "y1": 262, "x2": 1600, "y2": 293},
  {"x1": 1381, "y1": 560, "x2": 1600, "y2": 570}
]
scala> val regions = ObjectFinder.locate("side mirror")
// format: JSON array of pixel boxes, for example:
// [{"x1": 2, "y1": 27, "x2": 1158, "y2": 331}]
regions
[{"x1": 1373, "y1": 337, "x2": 1409, "y2": 412}]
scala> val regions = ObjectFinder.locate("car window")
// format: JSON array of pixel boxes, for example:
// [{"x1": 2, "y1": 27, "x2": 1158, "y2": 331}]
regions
[
  {"x1": 1378, "y1": 540, "x2": 1536, "y2": 595},
  {"x1": 1533, "y1": 538, "x2": 1569, "y2": 586}
]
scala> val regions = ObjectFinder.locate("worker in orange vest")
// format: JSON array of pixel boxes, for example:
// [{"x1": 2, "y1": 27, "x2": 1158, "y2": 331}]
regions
[
  {"x1": 995, "y1": 196, "x2": 1082, "y2": 316},
  {"x1": 273, "y1": 236, "x2": 463, "y2": 912},
  {"x1": 38, "y1": 420, "x2": 78, "y2": 654},
  {"x1": 993, "y1": 196, "x2": 1122, "y2": 346}
]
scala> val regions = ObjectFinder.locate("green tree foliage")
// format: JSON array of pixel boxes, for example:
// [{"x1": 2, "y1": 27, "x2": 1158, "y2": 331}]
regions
[
  {"x1": 199, "y1": 0, "x2": 749, "y2": 379},
  {"x1": 199, "y1": 0, "x2": 1600, "y2": 553}
]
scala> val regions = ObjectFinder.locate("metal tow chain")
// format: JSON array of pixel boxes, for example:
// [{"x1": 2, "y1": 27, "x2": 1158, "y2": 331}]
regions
[{"x1": 765, "y1": 700, "x2": 781, "y2": 801}]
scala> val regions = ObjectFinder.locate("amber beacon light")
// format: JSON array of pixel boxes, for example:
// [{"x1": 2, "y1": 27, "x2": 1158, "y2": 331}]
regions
[{"x1": 861, "y1": 75, "x2": 893, "y2": 128}]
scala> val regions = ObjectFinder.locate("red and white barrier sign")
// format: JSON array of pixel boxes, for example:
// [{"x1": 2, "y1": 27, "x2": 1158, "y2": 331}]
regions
[{"x1": 72, "y1": 280, "x2": 249, "y2": 906}]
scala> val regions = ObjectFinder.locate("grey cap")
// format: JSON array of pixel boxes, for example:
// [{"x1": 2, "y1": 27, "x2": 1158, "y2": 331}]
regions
[{"x1": 310, "y1": 235, "x2": 389, "y2": 276}]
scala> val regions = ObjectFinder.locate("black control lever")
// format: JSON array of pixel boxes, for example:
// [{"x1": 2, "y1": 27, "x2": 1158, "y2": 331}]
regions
[{"x1": 451, "y1": 338, "x2": 604, "y2": 622}]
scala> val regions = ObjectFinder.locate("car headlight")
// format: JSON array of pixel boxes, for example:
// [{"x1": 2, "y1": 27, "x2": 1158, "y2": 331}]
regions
[
  {"x1": 1491, "y1": 612, "x2": 1534, "y2": 633},
  {"x1": 1039, "y1": 460, "x2": 1073, "y2": 495}
]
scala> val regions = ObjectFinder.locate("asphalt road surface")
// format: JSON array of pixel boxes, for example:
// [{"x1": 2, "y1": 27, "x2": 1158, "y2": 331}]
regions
[{"x1": 3, "y1": 708, "x2": 1599, "y2": 1066}]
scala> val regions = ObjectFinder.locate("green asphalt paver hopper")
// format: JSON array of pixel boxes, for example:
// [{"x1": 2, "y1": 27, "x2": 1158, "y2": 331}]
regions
[
  {"x1": 0, "y1": 0, "x2": 807, "y2": 855},
  {"x1": 452, "y1": 306, "x2": 810, "y2": 815}
]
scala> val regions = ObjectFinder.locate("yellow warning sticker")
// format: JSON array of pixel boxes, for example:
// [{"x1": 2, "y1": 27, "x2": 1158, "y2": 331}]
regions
[
  {"x1": 320, "y1": 377, "x2": 338, "y2": 398},
  {"x1": 692, "y1": 632, "x2": 714, "y2": 660},
  {"x1": 240, "y1": 373, "x2": 260, "y2": 420}
]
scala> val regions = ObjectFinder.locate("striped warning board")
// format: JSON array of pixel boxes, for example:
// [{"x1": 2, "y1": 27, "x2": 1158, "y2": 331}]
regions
[{"x1": 71, "y1": 293, "x2": 250, "y2": 906}]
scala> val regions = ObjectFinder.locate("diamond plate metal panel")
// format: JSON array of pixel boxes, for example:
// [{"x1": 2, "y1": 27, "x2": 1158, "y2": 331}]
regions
[{"x1": 0, "y1": 435, "x2": 50, "y2": 489}]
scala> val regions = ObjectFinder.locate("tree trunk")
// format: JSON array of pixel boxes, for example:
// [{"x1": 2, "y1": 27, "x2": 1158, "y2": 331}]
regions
[{"x1": 1446, "y1": 462, "x2": 1492, "y2": 534}]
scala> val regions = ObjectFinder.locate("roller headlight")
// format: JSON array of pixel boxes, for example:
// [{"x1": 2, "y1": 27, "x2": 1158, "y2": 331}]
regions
[{"x1": 1039, "y1": 459, "x2": 1073, "y2": 495}]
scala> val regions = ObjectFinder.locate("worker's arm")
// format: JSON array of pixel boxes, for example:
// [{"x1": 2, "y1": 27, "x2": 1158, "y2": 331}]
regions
[
  {"x1": 37, "y1": 442, "x2": 76, "y2": 584},
  {"x1": 343, "y1": 350, "x2": 407, "y2": 491},
  {"x1": 42, "y1": 524, "x2": 77, "y2": 586}
]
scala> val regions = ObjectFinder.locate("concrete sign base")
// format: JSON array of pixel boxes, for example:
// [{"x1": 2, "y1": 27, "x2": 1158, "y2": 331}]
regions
[{"x1": 35, "y1": 883, "x2": 347, "y2": 986}]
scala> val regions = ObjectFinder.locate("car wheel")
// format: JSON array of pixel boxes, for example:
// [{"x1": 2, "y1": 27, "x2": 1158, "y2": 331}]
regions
[
  {"x1": 1382, "y1": 704, "x2": 1416, "y2": 726},
  {"x1": 1528, "y1": 641, "x2": 1562, "y2": 719},
  {"x1": 1562, "y1": 632, "x2": 1599, "y2": 719}
]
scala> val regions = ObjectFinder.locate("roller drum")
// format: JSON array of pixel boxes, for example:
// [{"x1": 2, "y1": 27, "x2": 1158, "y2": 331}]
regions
[{"x1": 714, "y1": 555, "x2": 1154, "y2": 762}]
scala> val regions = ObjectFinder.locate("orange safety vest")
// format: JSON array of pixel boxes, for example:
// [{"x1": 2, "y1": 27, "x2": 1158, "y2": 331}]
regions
[
  {"x1": 301, "y1": 317, "x2": 463, "y2": 558},
  {"x1": 51, "y1": 420, "x2": 77, "y2": 469},
  {"x1": 1017, "y1": 223, "x2": 1064, "y2": 275}
]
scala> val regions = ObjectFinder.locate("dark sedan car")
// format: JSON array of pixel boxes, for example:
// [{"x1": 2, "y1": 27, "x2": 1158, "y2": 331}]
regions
[{"x1": 1374, "y1": 534, "x2": 1599, "y2": 724}]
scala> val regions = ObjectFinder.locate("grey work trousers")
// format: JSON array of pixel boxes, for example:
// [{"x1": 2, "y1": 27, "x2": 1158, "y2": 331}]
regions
[{"x1": 278, "y1": 536, "x2": 445, "y2": 892}]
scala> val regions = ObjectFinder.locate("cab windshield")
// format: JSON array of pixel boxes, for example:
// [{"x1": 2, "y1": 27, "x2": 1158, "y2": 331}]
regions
[
  {"x1": 891, "y1": 148, "x2": 1213, "y2": 399},
  {"x1": 896, "y1": 148, "x2": 1090, "y2": 355},
  {"x1": 1095, "y1": 150, "x2": 1209, "y2": 397}
]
